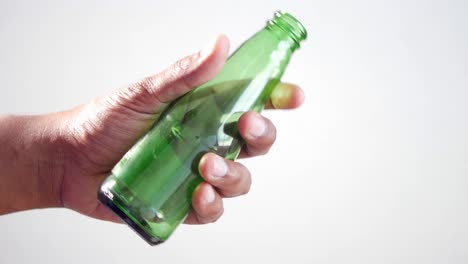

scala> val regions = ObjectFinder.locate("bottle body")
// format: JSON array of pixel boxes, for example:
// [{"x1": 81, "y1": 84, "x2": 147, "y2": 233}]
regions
[{"x1": 98, "y1": 11, "x2": 307, "y2": 245}]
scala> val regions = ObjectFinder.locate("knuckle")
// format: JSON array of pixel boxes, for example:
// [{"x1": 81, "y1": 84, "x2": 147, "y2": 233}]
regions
[
  {"x1": 173, "y1": 59, "x2": 189, "y2": 76},
  {"x1": 172, "y1": 54, "x2": 199, "y2": 77},
  {"x1": 166, "y1": 54, "x2": 201, "y2": 93},
  {"x1": 137, "y1": 77, "x2": 158, "y2": 95}
]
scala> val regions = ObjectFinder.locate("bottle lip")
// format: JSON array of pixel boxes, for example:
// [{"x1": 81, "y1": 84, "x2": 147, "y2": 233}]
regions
[{"x1": 268, "y1": 11, "x2": 308, "y2": 46}]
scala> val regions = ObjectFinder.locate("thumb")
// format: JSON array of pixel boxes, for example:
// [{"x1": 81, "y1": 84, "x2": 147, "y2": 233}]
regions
[{"x1": 112, "y1": 34, "x2": 230, "y2": 115}]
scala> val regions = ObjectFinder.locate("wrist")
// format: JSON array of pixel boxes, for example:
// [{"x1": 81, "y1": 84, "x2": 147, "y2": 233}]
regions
[{"x1": 0, "y1": 113, "x2": 66, "y2": 214}]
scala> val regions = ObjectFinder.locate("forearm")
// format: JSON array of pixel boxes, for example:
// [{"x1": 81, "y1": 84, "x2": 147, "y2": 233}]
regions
[{"x1": 0, "y1": 114, "x2": 65, "y2": 214}]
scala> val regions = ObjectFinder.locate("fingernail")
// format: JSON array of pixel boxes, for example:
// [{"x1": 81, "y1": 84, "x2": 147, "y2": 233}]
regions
[
  {"x1": 203, "y1": 185, "x2": 216, "y2": 204},
  {"x1": 211, "y1": 155, "x2": 228, "y2": 177},
  {"x1": 200, "y1": 36, "x2": 218, "y2": 58},
  {"x1": 248, "y1": 114, "x2": 267, "y2": 139}
]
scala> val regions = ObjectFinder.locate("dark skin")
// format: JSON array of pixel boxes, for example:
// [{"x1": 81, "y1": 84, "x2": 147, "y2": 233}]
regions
[{"x1": 0, "y1": 35, "x2": 304, "y2": 225}]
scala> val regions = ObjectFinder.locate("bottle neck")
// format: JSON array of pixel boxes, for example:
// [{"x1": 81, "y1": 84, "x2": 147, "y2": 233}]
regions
[
  {"x1": 199, "y1": 11, "x2": 307, "y2": 84},
  {"x1": 265, "y1": 11, "x2": 307, "y2": 51}
]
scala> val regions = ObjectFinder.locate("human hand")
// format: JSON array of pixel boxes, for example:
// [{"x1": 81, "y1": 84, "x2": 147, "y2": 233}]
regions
[{"x1": 0, "y1": 35, "x2": 303, "y2": 223}]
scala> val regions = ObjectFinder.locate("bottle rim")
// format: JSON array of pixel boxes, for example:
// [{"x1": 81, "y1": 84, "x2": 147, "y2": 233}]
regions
[{"x1": 268, "y1": 11, "x2": 308, "y2": 46}]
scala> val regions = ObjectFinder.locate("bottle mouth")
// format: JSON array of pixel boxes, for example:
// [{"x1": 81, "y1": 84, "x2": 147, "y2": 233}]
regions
[{"x1": 268, "y1": 11, "x2": 308, "y2": 46}]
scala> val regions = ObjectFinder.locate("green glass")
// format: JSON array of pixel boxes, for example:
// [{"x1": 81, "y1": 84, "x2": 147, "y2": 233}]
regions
[{"x1": 98, "y1": 11, "x2": 307, "y2": 245}]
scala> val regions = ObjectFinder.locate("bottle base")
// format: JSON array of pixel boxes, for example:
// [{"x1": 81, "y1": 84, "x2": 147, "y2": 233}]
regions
[{"x1": 98, "y1": 189, "x2": 164, "y2": 246}]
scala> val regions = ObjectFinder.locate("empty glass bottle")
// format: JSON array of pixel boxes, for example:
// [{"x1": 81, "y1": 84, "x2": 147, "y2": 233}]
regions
[{"x1": 98, "y1": 11, "x2": 307, "y2": 245}]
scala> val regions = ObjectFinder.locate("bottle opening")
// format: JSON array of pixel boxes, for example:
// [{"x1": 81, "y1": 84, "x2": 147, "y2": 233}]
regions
[{"x1": 268, "y1": 11, "x2": 308, "y2": 46}]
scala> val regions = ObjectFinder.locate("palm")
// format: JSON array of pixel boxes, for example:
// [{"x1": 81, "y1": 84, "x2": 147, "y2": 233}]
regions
[{"x1": 61, "y1": 93, "x2": 164, "y2": 221}]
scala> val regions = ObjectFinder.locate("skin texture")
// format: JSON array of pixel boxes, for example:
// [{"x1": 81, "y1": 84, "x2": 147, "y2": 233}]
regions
[{"x1": 0, "y1": 35, "x2": 304, "y2": 225}]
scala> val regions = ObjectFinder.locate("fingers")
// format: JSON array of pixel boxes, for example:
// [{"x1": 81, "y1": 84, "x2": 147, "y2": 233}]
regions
[
  {"x1": 265, "y1": 82, "x2": 305, "y2": 110},
  {"x1": 198, "y1": 153, "x2": 252, "y2": 197},
  {"x1": 235, "y1": 83, "x2": 303, "y2": 158},
  {"x1": 185, "y1": 153, "x2": 252, "y2": 224},
  {"x1": 114, "y1": 35, "x2": 230, "y2": 115},
  {"x1": 237, "y1": 111, "x2": 276, "y2": 158},
  {"x1": 184, "y1": 182, "x2": 224, "y2": 224},
  {"x1": 183, "y1": 81, "x2": 304, "y2": 224}
]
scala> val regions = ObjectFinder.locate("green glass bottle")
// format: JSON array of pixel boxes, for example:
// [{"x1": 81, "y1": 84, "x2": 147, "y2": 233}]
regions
[{"x1": 98, "y1": 11, "x2": 307, "y2": 245}]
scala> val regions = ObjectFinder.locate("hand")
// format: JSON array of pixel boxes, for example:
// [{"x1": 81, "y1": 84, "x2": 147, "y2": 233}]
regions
[{"x1": 0, "y1": 35, "x2": 304, "y2": 224}]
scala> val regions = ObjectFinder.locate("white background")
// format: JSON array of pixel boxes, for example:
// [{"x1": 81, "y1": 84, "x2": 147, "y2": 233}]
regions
[{"x1": 1, "y1": 0, "x2": 467, "y2": 263}]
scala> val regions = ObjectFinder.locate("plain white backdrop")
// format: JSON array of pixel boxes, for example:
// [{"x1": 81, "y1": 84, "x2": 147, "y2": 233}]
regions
[{"x1": 0, "y1": 0, "x2": 467, "y2": 263}]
